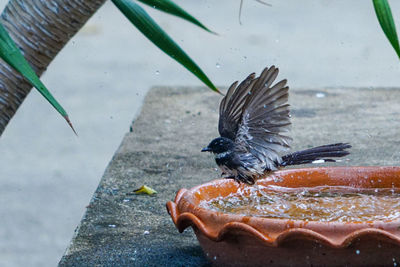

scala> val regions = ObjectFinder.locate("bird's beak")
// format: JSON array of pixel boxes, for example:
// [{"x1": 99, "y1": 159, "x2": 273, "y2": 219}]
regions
[{"x1": 201, "y1": 147, "x2": 211, "y2": 152}]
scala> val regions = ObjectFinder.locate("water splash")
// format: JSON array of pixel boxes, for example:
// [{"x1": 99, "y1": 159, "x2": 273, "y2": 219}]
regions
[{"x1": 200, "y1": 185, "x2": 400, "y2": 222}]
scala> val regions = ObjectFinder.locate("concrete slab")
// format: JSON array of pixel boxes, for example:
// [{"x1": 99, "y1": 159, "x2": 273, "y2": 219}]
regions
[{"x1": 60, "y1": 85, "x2": 400, "y2": 266}]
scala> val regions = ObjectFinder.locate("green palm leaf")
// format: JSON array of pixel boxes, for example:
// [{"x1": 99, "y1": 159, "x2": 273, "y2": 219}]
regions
[
  {"x1": 112, "y1": 0, "x2": 220, "y2": 93},
  {"x1": 0, "y1": 23, "x2": 76, "y2": 133},
  {"x1": 373, "y1": 0, "x2": 400, "y2": 59},
  {"x1": 137, "y1": 0, "x2": 215, "y2": 34}
]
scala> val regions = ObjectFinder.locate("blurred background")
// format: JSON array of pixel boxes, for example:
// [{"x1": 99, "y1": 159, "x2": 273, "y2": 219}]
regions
[{"x1": 0, "y1": 0, "x2": 400, "y2": 266}]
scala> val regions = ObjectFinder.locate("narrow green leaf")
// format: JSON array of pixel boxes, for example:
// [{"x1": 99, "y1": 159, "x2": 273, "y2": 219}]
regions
[
  {"x1": 0, "y1": 23, "x2": 76, "y2": 133},
  {"x1": 373, "y1": 0, "x2": 400, "y2": 59},
  {"x1": 137, "y1": 0, "x2": 216, "y2": 34},
  {"x1": 112, "y1": 0, "x2": 220, "y2": 93}
]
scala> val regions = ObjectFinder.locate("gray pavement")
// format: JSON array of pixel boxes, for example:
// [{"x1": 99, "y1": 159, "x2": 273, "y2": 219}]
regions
[
  {"x1": 60, "y1": 85, "x2": 400, "y2": 266},
  {"x1": 1, "y1": 0, "x2": 400, "y2": 266}
]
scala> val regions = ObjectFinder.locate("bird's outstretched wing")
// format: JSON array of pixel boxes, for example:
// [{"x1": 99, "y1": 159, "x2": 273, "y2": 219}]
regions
[
  {"x1": 218, "y1": 66, "x2": 292, "y2": 170},
  {"x1": 218, "y1": 72, "x2": 256, "y2": 140}
]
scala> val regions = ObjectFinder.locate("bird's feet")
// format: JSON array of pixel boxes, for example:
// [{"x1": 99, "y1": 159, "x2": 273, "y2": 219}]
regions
[
  {"x1": 221, "y1": 173, "x2": 236, "y2": 180},
  {"x1": 221, "y1": 172, "x2": 232, "y2": 178},
  {"x1": 221, "y1": 174, "x2": 243, "y2": 185}
]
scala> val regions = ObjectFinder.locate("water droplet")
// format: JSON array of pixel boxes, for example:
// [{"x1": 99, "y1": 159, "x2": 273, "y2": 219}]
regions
[
  {"x1": 155, "y1": 70, "x2": 160, "y2": 75},
  {"x1": 355, "y1": 250, "x2": 360, "y2": 255},
  {"x1": 108, "y1": 224, "x2": 116, "y2": 228},
  {"x1": 315, "y1": 92, "x2": 326, "y2": 98},
  {"x1": 213, "y1": 256, "x2": 217, "y2": 260},
  {"x1": 216, "y1": 63, "x2": 221, "y2": 68},
  {"x1": 144, "y1": 230, "x2": 150, "y2": 235}
]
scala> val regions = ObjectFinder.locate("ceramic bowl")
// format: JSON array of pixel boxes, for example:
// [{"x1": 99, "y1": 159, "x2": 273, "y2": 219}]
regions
[{"x1": 166, "y1": 167, "x2": 400, "y2": 266}]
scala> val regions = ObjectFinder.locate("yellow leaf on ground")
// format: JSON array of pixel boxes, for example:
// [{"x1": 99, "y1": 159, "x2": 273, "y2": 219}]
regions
[{"x1": 133, "y1": 185, "x2": 157, "y2": 195}]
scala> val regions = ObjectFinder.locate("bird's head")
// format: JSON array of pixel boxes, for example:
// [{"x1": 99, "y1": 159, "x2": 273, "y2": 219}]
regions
[{"x1": 201, "y1": 137, "x2": 235, "y2": 154}]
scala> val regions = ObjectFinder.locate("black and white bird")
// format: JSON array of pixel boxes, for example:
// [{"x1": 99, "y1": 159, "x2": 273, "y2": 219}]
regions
[{"x1": 201, "y1": 66, "x2": 351, "y2": 185}]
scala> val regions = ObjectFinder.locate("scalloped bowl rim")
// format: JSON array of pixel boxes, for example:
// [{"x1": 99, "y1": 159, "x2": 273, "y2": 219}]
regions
[{"x1": 167, "y1": 166, "x2": 400, "y2": 248}]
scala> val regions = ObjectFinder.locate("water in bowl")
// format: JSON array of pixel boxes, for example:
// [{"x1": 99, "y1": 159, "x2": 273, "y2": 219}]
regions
[{"x1": 199, "y1": 185, "x2": 400, "y2": 222}]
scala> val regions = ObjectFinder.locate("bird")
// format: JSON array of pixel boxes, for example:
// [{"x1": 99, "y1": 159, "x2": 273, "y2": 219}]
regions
[{"x1": 201, "y1": 66, "x2": 351, "y2": 185}]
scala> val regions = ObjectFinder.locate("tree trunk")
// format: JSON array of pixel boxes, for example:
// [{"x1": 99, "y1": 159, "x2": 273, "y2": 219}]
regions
[{"x1": 0, "y1": 0, "x2": 107, "y2": 135}]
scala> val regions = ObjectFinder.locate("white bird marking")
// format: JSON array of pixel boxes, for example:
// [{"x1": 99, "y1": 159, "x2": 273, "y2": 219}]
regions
[
  {"x1": 215, "y1": 151, "x2": 231, "y2": 159},
  {"x1": 312, "y1": 159, "x2": 326, "y2": 164}
]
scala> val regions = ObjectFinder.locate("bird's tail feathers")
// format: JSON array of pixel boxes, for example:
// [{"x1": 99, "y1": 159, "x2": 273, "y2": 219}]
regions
[{"x1": 280, "y1": 143, "x2": 351, "y2": 167}]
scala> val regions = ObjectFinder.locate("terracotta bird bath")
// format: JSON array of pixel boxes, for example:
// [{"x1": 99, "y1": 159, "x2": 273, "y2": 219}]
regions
[{"x1": 166, "y1": 166, "x2": 400, "y2": 266}]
